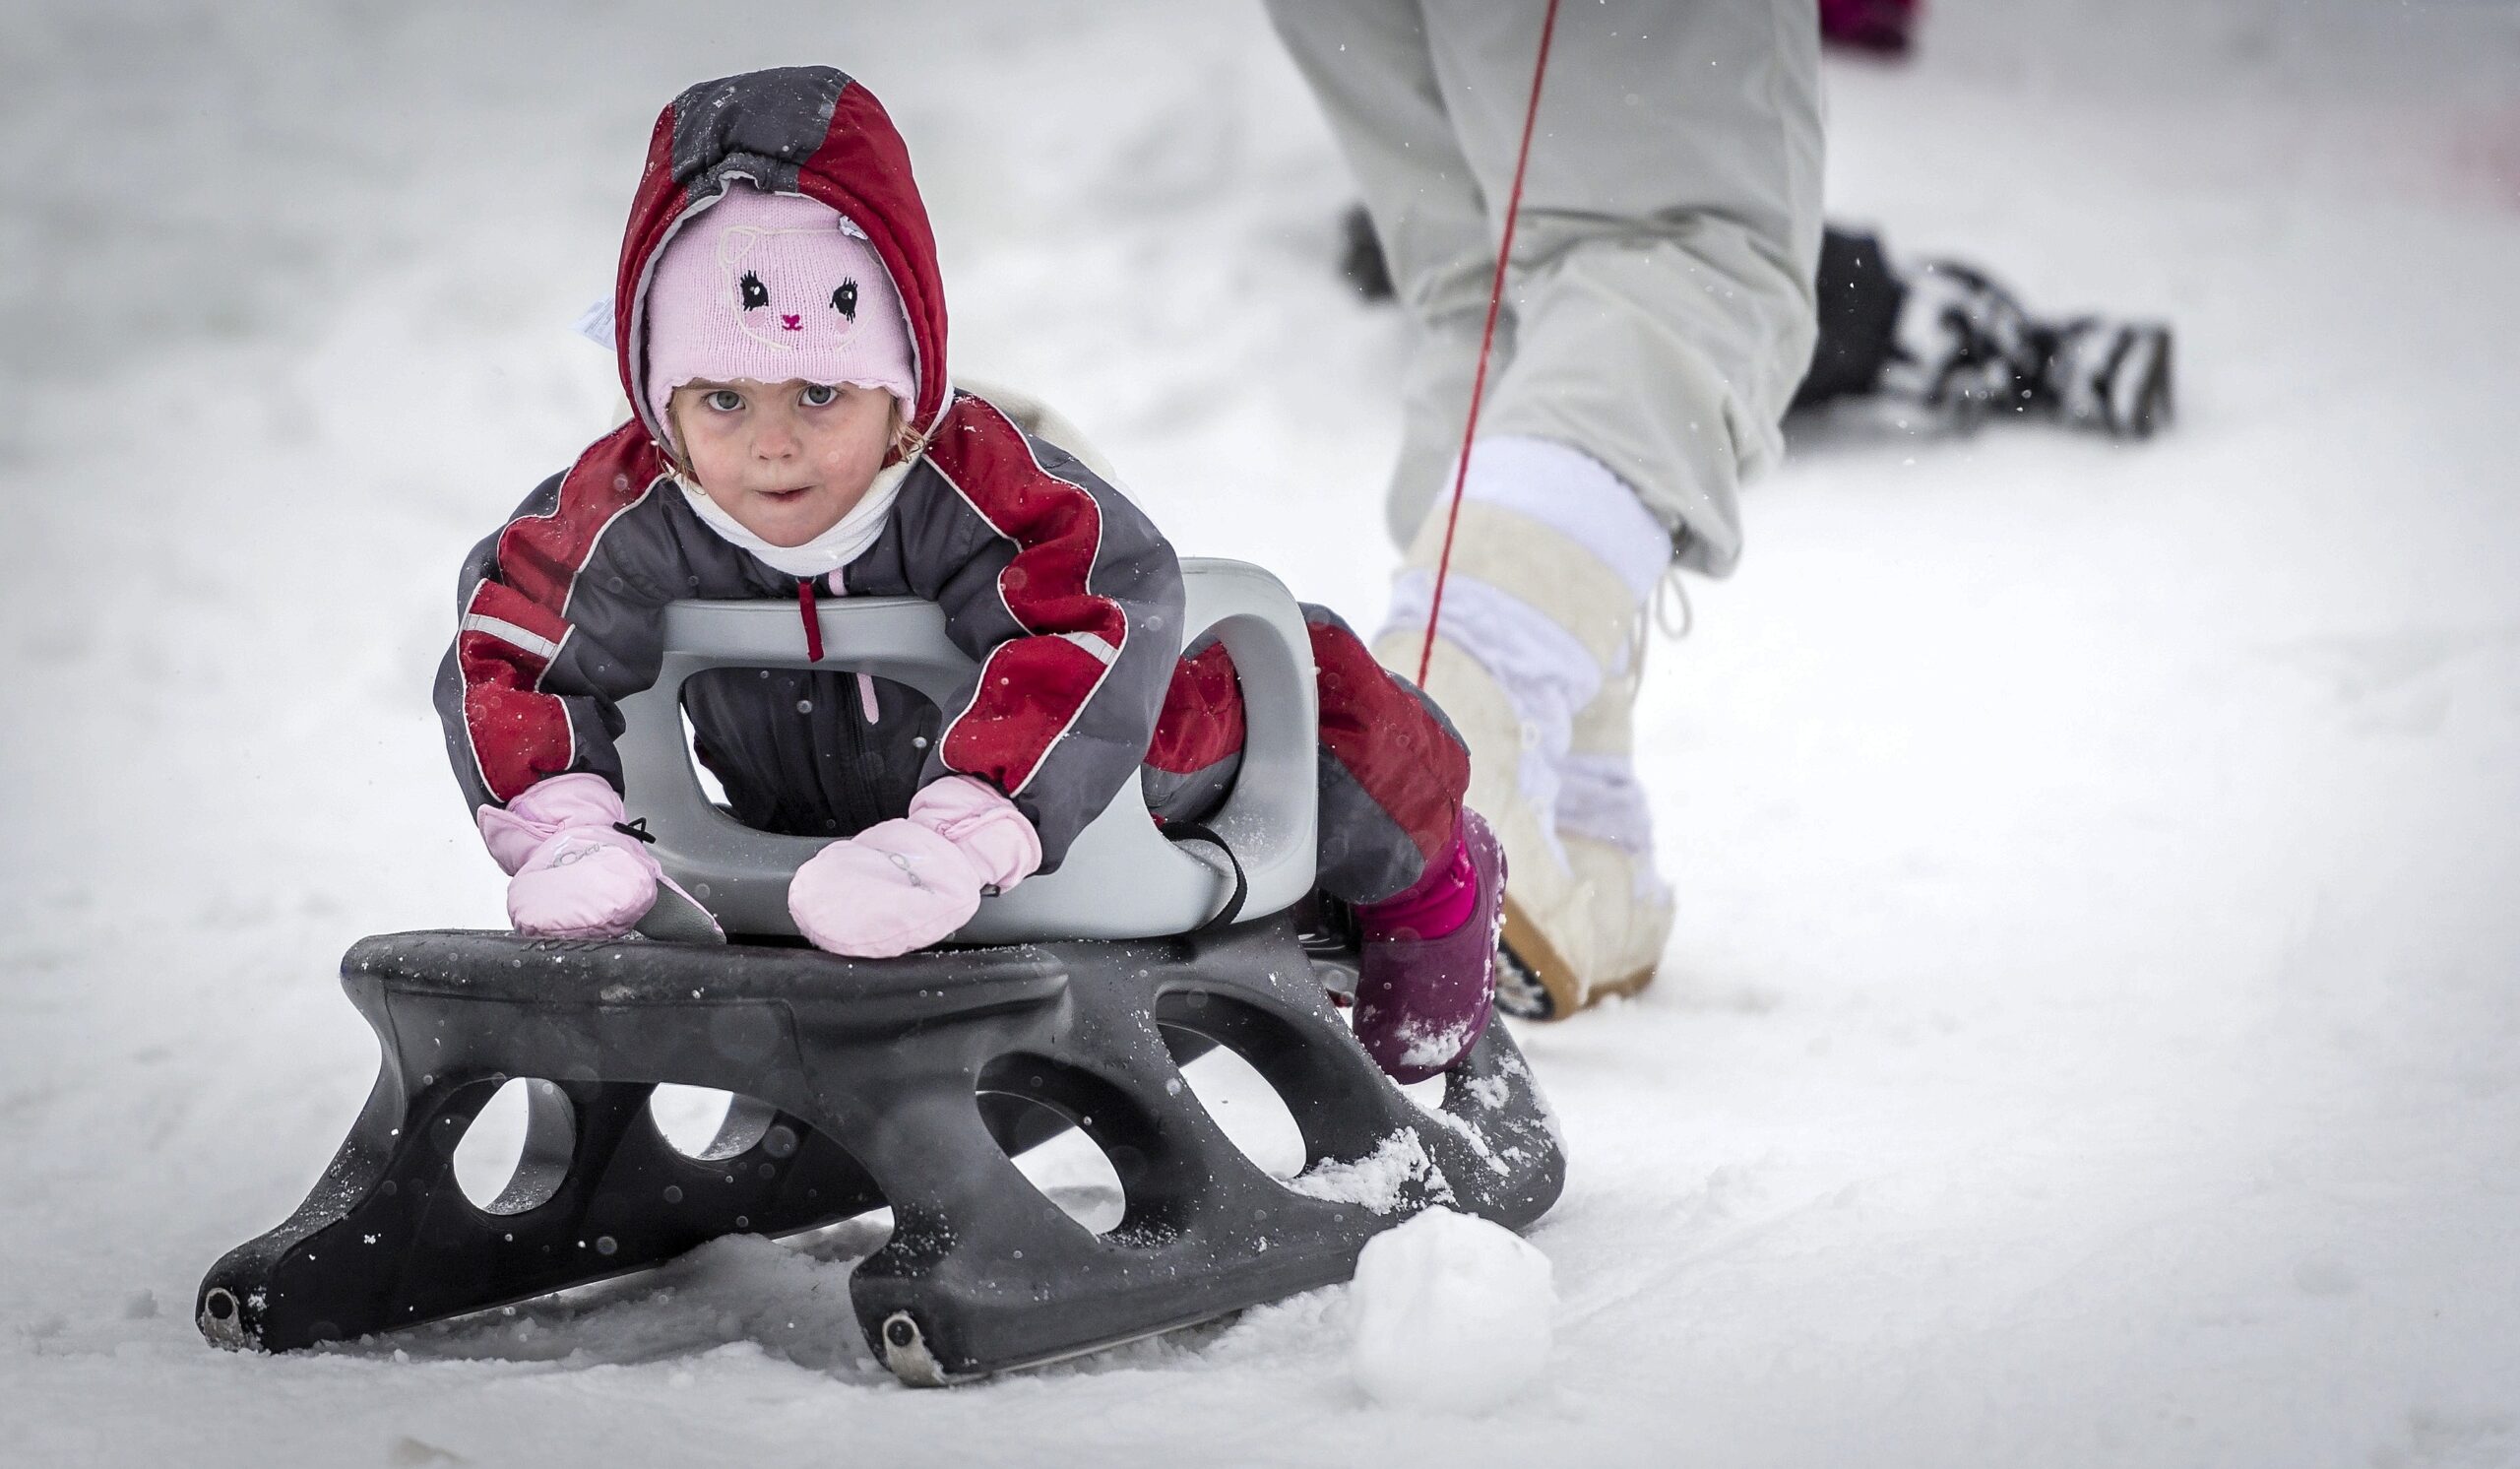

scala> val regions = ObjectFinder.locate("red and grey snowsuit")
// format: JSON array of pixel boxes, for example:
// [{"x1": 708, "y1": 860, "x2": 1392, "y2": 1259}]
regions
[{"x1": 434, "y1": 66, "x2": 1468, "y2": 906}]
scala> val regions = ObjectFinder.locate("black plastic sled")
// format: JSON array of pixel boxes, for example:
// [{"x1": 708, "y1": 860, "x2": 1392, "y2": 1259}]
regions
[{"x1": 195, "y1": 914, "x2": 1562, "y2": 1383}]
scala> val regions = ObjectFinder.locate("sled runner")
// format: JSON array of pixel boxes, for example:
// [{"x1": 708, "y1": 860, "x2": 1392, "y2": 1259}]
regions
[{"x1": 198, "y1": 560, "x2": 1565, "y2": 1384}]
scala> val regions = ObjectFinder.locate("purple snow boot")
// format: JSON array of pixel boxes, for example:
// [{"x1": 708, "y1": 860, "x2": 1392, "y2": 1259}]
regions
[{"x1": 1352, "y1": 809, "x2": 1506, "y2": 1084}]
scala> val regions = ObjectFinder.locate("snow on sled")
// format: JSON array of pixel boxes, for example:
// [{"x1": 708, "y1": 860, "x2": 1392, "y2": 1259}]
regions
[{"x1": 197, "y1": 559, "x2": 1565, "y2": 1385}]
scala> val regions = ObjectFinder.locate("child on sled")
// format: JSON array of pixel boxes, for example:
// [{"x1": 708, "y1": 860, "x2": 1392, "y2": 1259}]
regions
[{"x1": 437, "y1": 66, "x2": 1501, "y2": 1083}]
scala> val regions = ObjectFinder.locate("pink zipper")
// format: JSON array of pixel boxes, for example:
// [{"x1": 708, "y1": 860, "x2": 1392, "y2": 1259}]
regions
[{"x1": 827, "y1": 567, "x2": 879, "y2": 725}]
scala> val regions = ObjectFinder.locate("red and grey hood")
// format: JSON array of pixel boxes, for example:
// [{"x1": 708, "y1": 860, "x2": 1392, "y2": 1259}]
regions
[{"x1": 613, "y1": 67, "x2": 949, "y2": 448}]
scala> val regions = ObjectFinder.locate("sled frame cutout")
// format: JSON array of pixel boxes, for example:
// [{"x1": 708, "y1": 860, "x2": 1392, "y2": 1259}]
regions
[{"x1": 198, "y1": 918, "x2": 1564, "y2": 1384}]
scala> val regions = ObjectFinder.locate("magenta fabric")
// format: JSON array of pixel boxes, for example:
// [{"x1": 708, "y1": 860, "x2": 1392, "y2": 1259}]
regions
[
  {"x1": 1354, "y1": 829, "x2": 1479, "y2": 939},
  {"x1": 1819, "y1": 0, "x2": 1918, "y2": 55},
  {"x1": 1352, "y1": 809, "x2": 1504, "y2": 1083}
]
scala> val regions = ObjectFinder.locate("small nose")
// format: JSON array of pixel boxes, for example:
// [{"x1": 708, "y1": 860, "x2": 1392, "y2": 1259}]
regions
[{"x1": 781, "y1": 314, "x2": 801, "y2": 330}]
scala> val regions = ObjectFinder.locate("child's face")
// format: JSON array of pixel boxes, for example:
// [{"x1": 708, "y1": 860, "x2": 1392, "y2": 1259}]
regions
[{"x1": 670, "y1": 379, "x2": 898, "y2": 547}]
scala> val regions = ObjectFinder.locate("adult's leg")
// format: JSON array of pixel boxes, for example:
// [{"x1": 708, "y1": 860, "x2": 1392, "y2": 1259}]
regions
[
  {"x1": 1388, "y1": 1, "x2": 1820, "y2": 1012},
  {"x1": 1263, "y1": 0, "x2": 1501, "y2": 547},
  {"x1": 1274, "y1": 2, "x2": 1823, "y2": 558},
  {"x1": 1269, "y1": 0, "x2": 1823, "y2": 1013},
  {"x1": 1792, "y1": 226, "x2": 1910, "y2": 412},
  {"x1": 1409, "y1": 0, "x2": 1824, "y2": 573}
]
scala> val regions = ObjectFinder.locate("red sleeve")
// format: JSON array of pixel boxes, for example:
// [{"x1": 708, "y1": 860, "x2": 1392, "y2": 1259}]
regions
[
  {"x1": 448, "y1": 426, "x2": 670, "y2": 805},
  {"x1": 914, "y1": 394, "x2": 1184, "y2": 865}
]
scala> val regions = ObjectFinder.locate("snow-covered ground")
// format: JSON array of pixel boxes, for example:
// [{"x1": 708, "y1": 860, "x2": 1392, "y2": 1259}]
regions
[{"x1": 6, "y1": 1, "x2": 2519, "y2": 1463}]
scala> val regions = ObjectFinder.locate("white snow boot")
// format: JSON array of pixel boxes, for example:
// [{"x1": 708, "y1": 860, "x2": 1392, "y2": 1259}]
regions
[
  {"x1": 1550, "y1": 657, "x2": 1673, "y2": 1010},
  {"x1": 1376, "y1": 436, "x2": 1672, "y2": 1018}
]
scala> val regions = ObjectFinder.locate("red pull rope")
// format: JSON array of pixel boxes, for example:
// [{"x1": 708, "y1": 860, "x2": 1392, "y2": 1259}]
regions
[{"x1": 1418, "y1": 0, "x2": 1563, "y2": 687}]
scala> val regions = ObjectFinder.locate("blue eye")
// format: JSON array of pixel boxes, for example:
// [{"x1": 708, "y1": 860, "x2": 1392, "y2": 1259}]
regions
[
  {"x1": 704, "y1": 388, "x2": 743, "y2": 413},
  {"x1": 800, "y1": 384, "x2": 839, "y2": 408}
]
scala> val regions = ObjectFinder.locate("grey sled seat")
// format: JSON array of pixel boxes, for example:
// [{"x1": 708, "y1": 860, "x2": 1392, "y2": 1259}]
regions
[{"x1": 612, "y1": 556, "x2": 1319, "y2": 940}]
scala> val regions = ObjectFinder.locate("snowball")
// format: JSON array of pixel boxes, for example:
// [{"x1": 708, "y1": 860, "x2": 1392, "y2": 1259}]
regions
[{"x1": 1348, "y1": 1208, "x2": 1554, "y2": 1413}]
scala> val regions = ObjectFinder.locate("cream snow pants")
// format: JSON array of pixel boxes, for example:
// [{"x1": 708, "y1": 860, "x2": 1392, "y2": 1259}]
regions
[{"x1": 1265, "y1": 0, "x2": 1825, "y2": 576}]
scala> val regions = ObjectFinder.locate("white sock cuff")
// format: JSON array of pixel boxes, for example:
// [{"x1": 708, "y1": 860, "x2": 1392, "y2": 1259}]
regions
[
  {"x1": 1455, "y1": 435, "x2": 1671, "y2": 603},
  {"x1": 1555, "y1": 752, "x2": 1670, "y2": 907},
  {"x1": 1555, "y1": 752, "x2": 1654, "y2": 855},
  {"x1": 1382, "y1": 572, "x2": 1606, "y2": 716}
]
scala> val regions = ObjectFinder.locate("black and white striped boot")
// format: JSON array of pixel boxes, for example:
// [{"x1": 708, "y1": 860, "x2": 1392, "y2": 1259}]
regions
[
  {"x1": 1884, "y1": 258, "x2": 2175, "y2": 439},
  {"x1": 1879, "y1": 259, "x2": 2040, "y2": 425},
  {"x1": 2041, "y1": 315, "x2": 2175, "y2": 439}
]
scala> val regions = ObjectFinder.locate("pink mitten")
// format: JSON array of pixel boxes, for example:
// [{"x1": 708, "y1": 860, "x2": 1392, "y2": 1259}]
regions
[
  {"x1": 788, "y1": 776, "x2": 1043, "y2": 958},
  {"x1": 477, "y1": 772, "x2": 664, "y2": 940}
]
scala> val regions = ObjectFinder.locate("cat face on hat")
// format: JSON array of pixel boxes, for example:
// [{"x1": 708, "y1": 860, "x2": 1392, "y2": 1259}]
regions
[
  {"x1": 642, "y1": 184, "x2": 917, "y2": 451},
  {"x1": 717, "y1": 216, "x2": 870, "y2": 351}
]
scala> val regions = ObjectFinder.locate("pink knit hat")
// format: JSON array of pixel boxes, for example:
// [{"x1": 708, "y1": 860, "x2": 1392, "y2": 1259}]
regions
[{"x1": 642, "y1": 184, "x2": 916, "y2": 449}]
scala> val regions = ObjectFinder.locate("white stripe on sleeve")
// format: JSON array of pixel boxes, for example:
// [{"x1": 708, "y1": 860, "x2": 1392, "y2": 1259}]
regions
[
  {"x1": 1057, "y1": 630, "x2": 1121, "y2": 666},
  {"x1": 460, "y1": 612, "x2": 562, "y2": 662}
]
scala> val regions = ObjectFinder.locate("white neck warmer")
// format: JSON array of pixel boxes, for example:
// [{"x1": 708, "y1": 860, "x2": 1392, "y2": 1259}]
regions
[{"x1": 675, "y1": 458, "x2": 913, "y2": 580}]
